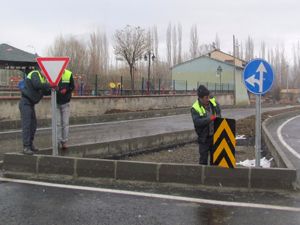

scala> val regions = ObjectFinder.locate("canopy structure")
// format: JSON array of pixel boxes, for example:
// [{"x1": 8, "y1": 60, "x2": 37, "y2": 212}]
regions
[{"x1": 0, "y1": 43, "x2": 38, "y2": 70}]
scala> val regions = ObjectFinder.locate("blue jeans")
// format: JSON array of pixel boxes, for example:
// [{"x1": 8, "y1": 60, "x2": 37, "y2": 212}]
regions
[
  {"x1": 19, "y1": 97, "x2": 36, "y2": 148},
  {"x1": 56, "y1": 103, "x2": 70, "y2": 144}
]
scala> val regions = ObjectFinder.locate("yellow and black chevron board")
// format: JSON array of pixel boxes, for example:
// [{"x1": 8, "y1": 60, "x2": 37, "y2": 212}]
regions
[{"x1": 211, "y1": 118, "x2": 236, "y2": 168}]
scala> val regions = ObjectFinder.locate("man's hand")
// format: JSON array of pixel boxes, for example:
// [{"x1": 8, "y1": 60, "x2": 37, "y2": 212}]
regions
[
  {"x1": 210, "y1": 115, "x2": 216, "y2": 121},
  {"x1": 60, "y1": 88, "x2": 67, "y2": 95}
]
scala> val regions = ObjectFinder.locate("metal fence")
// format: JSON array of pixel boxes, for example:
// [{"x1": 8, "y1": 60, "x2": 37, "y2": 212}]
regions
[
  {"x1": 73, "y1": 76, "x2": 234, "y2": 96},
  {"x1": 0, "y1": 76, "x2": 234, "y2": 97}
]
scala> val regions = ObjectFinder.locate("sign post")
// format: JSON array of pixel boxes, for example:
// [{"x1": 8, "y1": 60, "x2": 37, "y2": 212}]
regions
[
  {"x1": 36, "y1": 57, "x2": 70, "y2": 156},
  {"x1": 243, "y1": 59, "x2": 274, "y2": 167}
]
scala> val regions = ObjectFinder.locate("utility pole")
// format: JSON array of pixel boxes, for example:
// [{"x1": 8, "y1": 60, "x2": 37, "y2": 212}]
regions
[
  {"x1": 144, "y1": 50, "x2": 155, "y2": 94},
  {"x1": 233, "y1": 35, "x2": 236, "y2": 105}
]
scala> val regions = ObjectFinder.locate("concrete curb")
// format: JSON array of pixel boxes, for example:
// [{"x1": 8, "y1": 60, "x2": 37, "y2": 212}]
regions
[
  {"x1": 36, "y1": 129, "x2": 249, "y2": 160},
  {"x1": 0, "y1": 107, "x2": 190, "y2": 131},
  {"x1": 37, "y1": 130, "x2": 198, "y2": 159},
  {"x1": 262, "y1": 110, "x2": 300, "y2": 169},
  {"x1": 2, "y1": 153, "x2": 296, "y2": 190}
]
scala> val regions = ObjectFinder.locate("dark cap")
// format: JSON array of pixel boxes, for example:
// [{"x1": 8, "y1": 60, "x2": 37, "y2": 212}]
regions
[{"x1": 197, "y1": 85, "x2": 210, "y2": 98}]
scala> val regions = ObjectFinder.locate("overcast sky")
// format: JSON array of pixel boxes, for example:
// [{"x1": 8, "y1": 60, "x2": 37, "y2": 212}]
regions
[{"x1": 1, "y1": 0, "x2": 299, "y2": 61}]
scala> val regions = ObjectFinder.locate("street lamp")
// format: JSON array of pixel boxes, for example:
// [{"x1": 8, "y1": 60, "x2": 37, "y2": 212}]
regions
[
  {"x1": 216, "y1": 65, "x2": 222, "y2": 91},
  {"x1": 144, "y1": 50, "x2": 155, "y2": 94}
]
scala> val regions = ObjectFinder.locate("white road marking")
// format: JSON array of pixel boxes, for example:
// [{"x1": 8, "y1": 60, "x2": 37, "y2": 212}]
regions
[
  {"x1": 0, "y1": 177, "x2": 299, "y2": 212},
  {"x1": 277, "y1": 115, "x2": 300, "y2": 160}
]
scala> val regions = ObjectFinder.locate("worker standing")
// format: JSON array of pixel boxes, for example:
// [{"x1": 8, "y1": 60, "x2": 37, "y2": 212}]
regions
[
  {"x1": 191, "y1": 85, "x2": 221, "y2": 165},
  {"x1": 56, "y1": 69, "x2": 74, "y2": 150},
  {"x1": 19, "y1": 68, "x2": 51, "y2": 155}
]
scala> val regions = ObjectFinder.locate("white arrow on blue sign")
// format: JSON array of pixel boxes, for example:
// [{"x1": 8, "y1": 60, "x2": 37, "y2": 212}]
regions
[{"x1": 243, "y1": 59, "x2": 274, "y2": 95}]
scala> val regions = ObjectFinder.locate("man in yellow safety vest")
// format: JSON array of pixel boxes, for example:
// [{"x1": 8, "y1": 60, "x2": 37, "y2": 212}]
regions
[
  {"x1": 19, "y1": 68, "x2": 51, "y2": 155},
  {"x1": 56, "y1": 69, "x2": 74, "y2": 150},
  {"x1": 191, "y1": 85, "x2": 221, "y2": 165}
]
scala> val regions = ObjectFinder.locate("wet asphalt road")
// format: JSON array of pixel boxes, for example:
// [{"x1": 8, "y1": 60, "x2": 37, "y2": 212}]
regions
[
  {"x1": 1, "y1": 106, "x2": 300, "y2": 225},
  {"x1": 0, "y1": 106, "x2": 292, "y2": 158},
  {"x1": 267, "y1": 113, "x2": 300, "y2": 184},
  {"x1": 1, "y1": 179, "x2": 300, "y2": 225}
]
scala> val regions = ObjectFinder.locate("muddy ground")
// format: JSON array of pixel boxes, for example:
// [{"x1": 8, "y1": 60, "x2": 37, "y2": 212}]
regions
[{"x1": 124, "y1": 107, "x2": 299, "y2": 167}]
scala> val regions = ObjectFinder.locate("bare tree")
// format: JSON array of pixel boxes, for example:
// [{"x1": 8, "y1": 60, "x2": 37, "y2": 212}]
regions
[
  {"x1": 48, "y1": 35, "x2": 87, "y2": 75},
  {"x1": 240, "y1": 41, "x2": 244, "y2": 60},
  {"x1": 190, "y1": 25, "x2": 199, "y2": 59},
  {"x1": 215, "y1": 33, "x2": 220, "y2": 50},
  {"x1": 166, "y1": 23, "x2": 172, "y2": 66},
  {"x1": 88, "y1": 29, "x2": 110, "y2": 89},
  {"x1": 153, "y1": 26, "x2": 159, "y2": 61},
  {"x1": 172, "y1": 25, "x2": 177, "y2": 65},
  {"x1": 292, "y1": 42, "x2": 300, "y2": 87},
  {"x1": 177, "y1": 23, "x2": 182, "y2": 64},
  {"x1": 245, "y1": 36, "x2": 254, "y2": 61},
  {"x1": 199, "y1": 44, "x2": 211, "y2": 55},
  {"x1": 47, "y1": 35, "x2": 65, "y2": 56},
  {"x1": 113, "y1": 25, "x2": 148, "y2": 91},
  {"x1": 260, "y1": 41, "x2": 266, "y2": 59}
]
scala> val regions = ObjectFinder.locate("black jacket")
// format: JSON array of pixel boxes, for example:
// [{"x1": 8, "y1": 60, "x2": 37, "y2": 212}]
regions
[
  {"x1": 191, "y1": 99, "x2": 221, "y2": 143},
  {"x1": 56, "y1": 74, "x2": 75, "y2": 105},
  {"x1": 21, "y1": 71, "x2": 51, "y2": 104}
]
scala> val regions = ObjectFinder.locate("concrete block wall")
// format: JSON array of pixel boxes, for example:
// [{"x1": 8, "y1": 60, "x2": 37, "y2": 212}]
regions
[
  {"x1": 0, "y1": 94, "x2": 233, "y2": 122},
  {"x1": 3, "y1": 153, "x2": 296, "y2": 190}
]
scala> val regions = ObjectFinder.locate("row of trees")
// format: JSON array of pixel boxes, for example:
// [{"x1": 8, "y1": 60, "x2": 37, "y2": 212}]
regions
[{"x1": 47, "y1": 24, "x2": 299, "y2": 92}]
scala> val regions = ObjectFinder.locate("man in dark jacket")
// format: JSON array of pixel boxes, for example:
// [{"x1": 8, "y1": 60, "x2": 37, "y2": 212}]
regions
[
  {"x1": 191, "y1": 85, "x2": 221, "y2": 165},
  {"x1": 56, "y1": 69, "x2": 74, "y2": 150},
  {"x1": 19, "y1": 69, "x2": 51, "y2": 155}
]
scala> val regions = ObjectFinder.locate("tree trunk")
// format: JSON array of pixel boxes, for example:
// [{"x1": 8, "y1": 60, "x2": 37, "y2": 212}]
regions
[{"x1": 130, "y1": 65, "x2": 135, "y2": 94}]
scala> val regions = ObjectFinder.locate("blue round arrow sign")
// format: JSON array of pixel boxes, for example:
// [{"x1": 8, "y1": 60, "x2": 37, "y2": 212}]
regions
[{"x1": 243, "y1": 59, "x2": 274, "y2": 95}]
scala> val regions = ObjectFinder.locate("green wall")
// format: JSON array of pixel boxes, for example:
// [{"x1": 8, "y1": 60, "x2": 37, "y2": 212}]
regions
[{"x1": 172, "y1": 57, "x2": 249, "y2": 105}]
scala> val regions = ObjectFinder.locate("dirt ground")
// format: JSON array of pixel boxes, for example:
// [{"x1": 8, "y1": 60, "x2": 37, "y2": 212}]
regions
[{"x1": 125, "y1": 106, "x2": 299, "y2": 166}]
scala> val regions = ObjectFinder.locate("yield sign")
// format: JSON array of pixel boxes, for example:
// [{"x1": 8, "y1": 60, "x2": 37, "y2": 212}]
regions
[{"x1": 36, "y1": 57, "x2": 70, "y2": 86}]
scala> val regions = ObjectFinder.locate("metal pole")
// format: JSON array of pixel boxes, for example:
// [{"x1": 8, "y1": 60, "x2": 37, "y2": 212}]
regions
[
  {"x1": 120, "y1": 76, "x2": 123, "y2": 96},
  {"x1": 142, "y1": 77, "x2": 144, "y2": 95},
  {"x1": 255, "y1": 94, "x2": 261, "y2": 167},
  {"x1": 158, "y1": 79, "x2": 161, "y2": 95},
  {"x1": 173, "y1": 80, "x2": 175, "y2": 94},
  {"x1": 51, "y1": 89, "x2": 58, "y2": 156},
  {"x1": 186, "y1": 80, "x2": 188, "y2": 94},
  {"x1": 95, "y1": 74, "x2": 98, "y2": 96},
  {"x1": 147, "y1": 51, "x2": 151, "y2": 94},
  {"x1": 233, "y1": 35, "x2": 236, "y2": 105},
  {"x1": 219, "y1": 73, "x2": 221, "y2": 92}
]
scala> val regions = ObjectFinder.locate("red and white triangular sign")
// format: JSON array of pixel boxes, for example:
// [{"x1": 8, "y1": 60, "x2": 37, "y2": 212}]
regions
[{"x1": 36, "y1": 57, "x2": 70, "y2": 86}]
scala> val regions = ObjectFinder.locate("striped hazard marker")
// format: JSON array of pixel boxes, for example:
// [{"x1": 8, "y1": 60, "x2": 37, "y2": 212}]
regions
[{"x1": 212, "y1": 118, "x2": 236, "y2": 168}]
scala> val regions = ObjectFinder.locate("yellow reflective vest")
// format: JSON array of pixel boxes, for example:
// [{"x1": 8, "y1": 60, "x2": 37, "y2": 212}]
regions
[
  {"x1": 62, "y1": 69, "x2": 72, "y2": 83},
  {"x1": 192, "y1": 98, "x2": 217, "y2": 116},
  {"x1": 27, "y1": 70, "x2": 46, "y2": 84}
]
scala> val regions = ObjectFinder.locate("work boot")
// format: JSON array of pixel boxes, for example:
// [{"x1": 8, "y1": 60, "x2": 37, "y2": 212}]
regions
[
  {"x1": 23, "y1": 147, "x2": 34, "y2": 155},
  {"x1": 31, "y1": 144, "x2": 39, "y2": 153}
]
